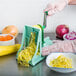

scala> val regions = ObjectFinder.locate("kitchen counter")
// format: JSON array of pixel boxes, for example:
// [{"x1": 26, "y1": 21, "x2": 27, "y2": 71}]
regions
[{"x1": 0, "y1": 33, "x2": 76, "y2": 76}]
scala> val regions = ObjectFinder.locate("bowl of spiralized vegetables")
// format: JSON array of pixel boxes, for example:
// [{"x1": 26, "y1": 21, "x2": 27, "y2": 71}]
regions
[
  {"x1": 46, "y1": 53, "x2": 76, "y2": 73},
  {"x1": 63, "y1": 31, "x2": 76, "y2": 40}
]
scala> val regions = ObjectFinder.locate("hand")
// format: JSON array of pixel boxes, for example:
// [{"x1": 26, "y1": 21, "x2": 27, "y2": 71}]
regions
[
  {"x1": 42, "y1": 40, "x2": 76, "y2": 56},
  {"x1": 44, "y1": 0, "x2": 68, "y2": 16}
]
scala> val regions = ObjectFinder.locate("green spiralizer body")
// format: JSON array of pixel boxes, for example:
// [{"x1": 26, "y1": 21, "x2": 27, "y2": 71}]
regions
[
  {"x1": 16, "y1": 25, "x2": 53, "y2": 66},
  {"x1": 16, "y1": 12, "x2": 53, "y2": 66}
]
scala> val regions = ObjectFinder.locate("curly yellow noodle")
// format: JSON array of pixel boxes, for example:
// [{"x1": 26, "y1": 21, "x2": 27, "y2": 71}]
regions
[
  {"x1": 49, "y1": 55, "x2": 72, "y2": 68},
  {"x1": 17, "y1": 32, "x2": 39, "y2": 67}
]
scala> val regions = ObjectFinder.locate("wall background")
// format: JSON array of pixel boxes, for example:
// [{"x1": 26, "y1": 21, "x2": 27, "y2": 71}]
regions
[{"x1": 0, "y1": 0, "x2": 76, "y2": 33}]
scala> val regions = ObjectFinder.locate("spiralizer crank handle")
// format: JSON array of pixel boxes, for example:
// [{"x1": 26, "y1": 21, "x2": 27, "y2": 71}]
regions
[{"x1": 43, "y1": 11, "x2": 48, "y2": 29}]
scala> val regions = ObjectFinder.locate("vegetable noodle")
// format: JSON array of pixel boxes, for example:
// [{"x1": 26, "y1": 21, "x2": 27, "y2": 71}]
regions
[
  {"x1": 49, "y1": 55, "x2": 72, "y2": 68},
  {"x1": 17, "y1": 32, "x2": 39, "y2": 67}
]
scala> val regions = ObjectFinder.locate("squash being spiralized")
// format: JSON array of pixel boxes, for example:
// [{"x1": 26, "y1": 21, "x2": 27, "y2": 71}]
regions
[
  {"x1": 17, "y1": 32, "x2": 39, "y2": 67},
  {"x1": 49, "y1": 55, "x2": 72, "y2": 68}
]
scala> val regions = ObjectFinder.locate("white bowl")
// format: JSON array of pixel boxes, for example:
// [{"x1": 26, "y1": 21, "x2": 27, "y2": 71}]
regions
[
  {"x1": 46, "y1": 53, "x2": 76, "y2": 73},
  {"x1": 63, "y1": 33, "x2": 76, "y2": 40},
  {"x1": 0, "y1": 34, "x2": 15, "y2": 46}
]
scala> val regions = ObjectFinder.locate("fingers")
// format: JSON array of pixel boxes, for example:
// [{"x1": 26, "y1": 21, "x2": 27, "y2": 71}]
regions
[
  {"x1": 44, "y1": 0, "x2": 67, "y2": 16},
  {"x1": 44, "y1": 3, "x2": 54, "y2": 11},
  {"x1": 48, "y1": 10, "x2": 55, "y2": 16},
  {"x1": 44, "y1": 7, "x2": 58, "y2": 16},
  {"x1": 52, "y1": 40, "x2": 62, "y2": 43},
  {"x1": 42, "y1": 41, "x2": 74, "y2": 56},
  {"x1": 61, "y1": 41, "x2": 74, "y2": 52},
  {"x1": 42, "y1": 46, "x2": 50, "y2": 56},
  {"x1": 42, "y1": 49, "x2": 51, "y2": 56},
  {"x1": 42, "y1": 44, "x2": 59, "y2": 56},
  {"x1": 42, "y1": 40, "x2": 76, "y2": 56},
  {"x1": 44, "y1": 3, "x2": 57, "y2": 16}
]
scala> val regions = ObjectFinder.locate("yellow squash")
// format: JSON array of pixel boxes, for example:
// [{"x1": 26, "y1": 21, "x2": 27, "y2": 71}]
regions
[
  {"x1": 0, "y1": 44, "x2": 21, "y2": 56},
  {"x1": 33, "y1": 25, "x2": 41, "y2": 29}
]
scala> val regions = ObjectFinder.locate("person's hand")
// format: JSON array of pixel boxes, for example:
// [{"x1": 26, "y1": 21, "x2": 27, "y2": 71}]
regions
[
  {"x1": 42, "y1": 40, "x2": 76, "y2": 56},
  {"x1": 44, "y1": 0, "x2": 69, "y2": 16}
]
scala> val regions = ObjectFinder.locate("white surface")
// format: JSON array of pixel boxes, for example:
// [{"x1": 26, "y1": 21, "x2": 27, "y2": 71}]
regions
[
  {"x1": 0, "y1": 34, "x2": 15, "y2": 46},
  {"x1": 0, "y1": 0, "x2": 76, "y2": 33},
  {"x1": 46, "y1": 53, "x2": 76, "y2": 73}
]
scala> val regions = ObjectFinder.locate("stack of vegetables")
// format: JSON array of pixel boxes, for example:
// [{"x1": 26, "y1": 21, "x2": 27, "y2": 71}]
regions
[{"x1": 0, "y1": 25, "x2": 21, "y2": 56}]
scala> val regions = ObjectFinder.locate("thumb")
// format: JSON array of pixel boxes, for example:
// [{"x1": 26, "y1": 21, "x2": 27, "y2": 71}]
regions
[{"x1": 42, "y1": 44, "x2": 59, "y2": 56}]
